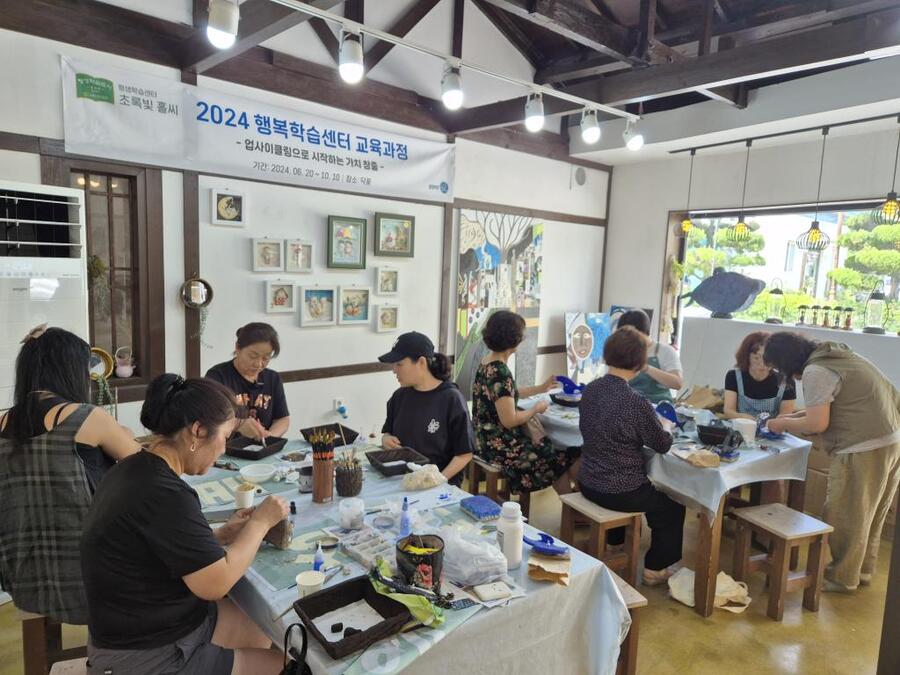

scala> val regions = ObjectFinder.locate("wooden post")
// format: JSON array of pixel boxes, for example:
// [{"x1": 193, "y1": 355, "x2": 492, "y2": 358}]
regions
[{"x1": 694, "y1": 496, "x2": 726, "y2": 617}]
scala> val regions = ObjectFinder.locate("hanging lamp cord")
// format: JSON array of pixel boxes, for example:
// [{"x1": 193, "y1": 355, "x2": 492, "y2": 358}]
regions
[
  {"x1": 739, "y1": 140, "x2": 752, "y2": 216},
  {"x1": 686, "y1": 149, "x2": 695, "y2": 211},
  {"x1": 813, "y1": 127, "x2": 829, "y2": 221},
  {"x1": 890, "y1": 115, "x2": 900, "y2": 192}
]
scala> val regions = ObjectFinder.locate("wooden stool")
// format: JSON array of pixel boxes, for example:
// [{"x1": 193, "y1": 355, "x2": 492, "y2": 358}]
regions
[
  {"x1": 49, "y1": 658, "x2": 88, "y2": 675},
  {"x1": 467, "y1": 455, "x2": 532, "y2": 519},
  {"x1": 16, "y1": 609, "x2": 87, "y2": 675},
  {"x1": 610, "y1": 571, "x2": 647, "y2": 675},
  {"x1": 559, "y1": 492, "x2": 642, "y2": 586},
  {"x1": 732, "y1": 503, "x2": 833, "y2": 621}
]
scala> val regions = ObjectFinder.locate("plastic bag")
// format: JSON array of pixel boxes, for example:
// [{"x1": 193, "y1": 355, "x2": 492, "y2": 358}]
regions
[
  {"x1": 438, "y1": 525, "x2": 508, "y2": 587},
  {"x1": 668, "y1": 567, "x2": 751, "y2": 613},
  {"x1": 401, "y1": 464, "x2": 447, "y2": 491}
]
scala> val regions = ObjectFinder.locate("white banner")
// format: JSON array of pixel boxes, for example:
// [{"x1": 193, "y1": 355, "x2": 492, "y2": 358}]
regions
[{"x1": 61, "y1": 57, "x2": 455, "y2": 203}]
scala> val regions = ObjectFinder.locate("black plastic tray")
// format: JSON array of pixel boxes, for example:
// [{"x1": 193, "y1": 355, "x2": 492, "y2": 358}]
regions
[
  {"x1": 294, "y1": 575, "x2": 410, "y2": 659},
  {"x1": 300, "y1": 423, "x2": 359, "y2": 448},
  {"x1": 225, "y1": 436, "x2": 286, "y2": 460},
  {"x1": 365, "y1": 447, "x2": 429, "y2": 476}
]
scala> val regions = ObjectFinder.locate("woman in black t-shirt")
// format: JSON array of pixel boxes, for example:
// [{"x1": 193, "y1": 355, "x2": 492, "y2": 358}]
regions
[
  {"x1": 206, "y1": 322, "x2": 290, "y2": 441},
  {"x1": 81, "y1": 374, "x2": 289, "y2": 675},
  {"x1": 378, "y1": 332, "x2": 475, "y2": 485},
  {"x1": 723, "y1": 331, "x2": 796, "y2": 420}
]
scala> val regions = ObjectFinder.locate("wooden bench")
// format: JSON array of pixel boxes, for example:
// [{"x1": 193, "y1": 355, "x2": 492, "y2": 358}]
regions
[
  {"x1": 610, "y1": 570, "x2": 647, "y2": 675},
  {"x1": 732, "y1": 503, "x2": 833, "y2": 621},
  {"x1": 49, "y1": 658, "x2": 88, "y2": 675},
  {"x1": 559, "y1": 492, "x2": 642, "y2": 586},
  {"x1": 16, "y1": 609, "x2": 87, "y2": 675},
  {"x1": 467, "y1": 455, "x2": 531, "y2": 519}
]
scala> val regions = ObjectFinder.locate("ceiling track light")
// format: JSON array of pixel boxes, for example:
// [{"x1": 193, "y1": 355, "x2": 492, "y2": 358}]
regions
[
  {"x1": 524, "y1": 93, "x2": 545, "y2": 133},
  {"x1": 207, "y1": 0, "x2": 239, "y2": 50},
  {"x1": 797, "y1": 128, "x2": 832, "y2": 252},
  {"x1": 339, "y1": 30, "x2": 364, "y2": 84},
  {"x1": 441, "y1": 64, "x2": 464, "y2": 111},
  {"x1": 580, "y1": 109, "x2": 601, "y2": 144},
  {"x1": 623, "y1": 117, "x2": 644, "y2": 151}
]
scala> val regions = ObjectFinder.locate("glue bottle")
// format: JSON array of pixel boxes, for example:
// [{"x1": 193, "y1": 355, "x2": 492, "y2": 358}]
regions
[
  {"x1": 313, "y1": 542, "x2": 325, "y2": 572},
  {"x1": 497, "y1": 501, "x2": 524, "y2": 570},
  {"x1": 399, "y1": 497, "x2": 411, "y2": 539}
]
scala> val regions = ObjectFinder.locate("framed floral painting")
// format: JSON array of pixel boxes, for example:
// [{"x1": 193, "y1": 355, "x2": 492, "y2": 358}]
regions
[
  {"x1": 299, "y1": 286, "x2": 337, "y2": 326},
  {"x1": 265, "y1": 281, "x2": 295, "y2": 313},
  {"x1": 338, "y1": 286, "x2": 371, "y2": 325},
  {"x1": 374, "y1": 213, "x2": 414, "y2": 257}
]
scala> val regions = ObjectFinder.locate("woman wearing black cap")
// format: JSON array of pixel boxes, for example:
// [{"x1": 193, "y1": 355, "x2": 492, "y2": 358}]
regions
[{"x1": 378, "y1": 332, "x2": 475, "y2": 485}]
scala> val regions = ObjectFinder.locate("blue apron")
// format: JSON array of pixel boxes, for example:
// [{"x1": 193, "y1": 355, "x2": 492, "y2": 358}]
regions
[{"x1": 734, "y1": 368, "x2": 785, "y2": 417}]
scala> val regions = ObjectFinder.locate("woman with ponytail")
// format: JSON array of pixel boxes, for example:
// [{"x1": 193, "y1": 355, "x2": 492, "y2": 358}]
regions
[
  {"x1": 378, "y1": 332, "x2": 475, "y2": 484},
  {"x1": 80, "y1": 374, "x2": 287, "y2": 675}
]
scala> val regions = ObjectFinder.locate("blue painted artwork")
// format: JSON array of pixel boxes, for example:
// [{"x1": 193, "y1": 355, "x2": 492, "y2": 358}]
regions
[
  {"x1": 679, "y1": 267, "x2": 765, "y2": 318},
  {"x1": 565, "y1": 312, "x2": 614, "y2": 384}
]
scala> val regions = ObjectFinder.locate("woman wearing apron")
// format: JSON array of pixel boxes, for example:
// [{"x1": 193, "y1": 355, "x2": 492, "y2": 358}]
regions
[
  {"x1": 723, "y1": 331, "x2": 796, "y2": 420},
  {"x1": 616, "y1": 310, "x2": 683, "y2": 404}
]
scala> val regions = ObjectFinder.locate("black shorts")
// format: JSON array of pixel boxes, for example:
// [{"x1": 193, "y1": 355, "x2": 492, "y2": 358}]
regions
[{"x1": 87, "y1": 602, "x2": 235, "y2": 675}]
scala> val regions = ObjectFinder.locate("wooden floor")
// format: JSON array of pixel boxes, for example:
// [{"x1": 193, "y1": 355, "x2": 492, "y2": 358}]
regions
[{"x1": 0, "y1": 488, "x2": 890, "y2": 675}]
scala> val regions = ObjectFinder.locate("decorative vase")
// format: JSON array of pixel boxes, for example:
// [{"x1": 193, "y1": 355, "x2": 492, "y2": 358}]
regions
[{"x1": 335, "y1": 465, "x2": 363, "y2": 497}]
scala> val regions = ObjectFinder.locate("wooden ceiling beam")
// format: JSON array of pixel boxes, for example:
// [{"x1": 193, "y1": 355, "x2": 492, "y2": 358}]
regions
[
  {"x1": 309, "y1": 18, "x2": 338, "y2": 63},
  {"x1": 473, "y1": 0, "x2": 546, "y2": 67},
  {"x1": 698, "y1": 0, "x2": 715, "y2": 56},
  {"x1": 452, "y1": 0, "x2": 465, "y2": 59},
  {"x1": 364, "y1": 0, "x2": 442, "y2": 71},
  {"x1": 479, "y1": 0, "x2": 640, "y2": 64},
  {"x1": 446, "y1": 8, "x2": 900, "y2": 133},
  {"x1": 535, "y1": 53, "x2": 628, "y2": 84},
  {"x1": 180, "y1": 0, "x2": 343, "y2": 74}
]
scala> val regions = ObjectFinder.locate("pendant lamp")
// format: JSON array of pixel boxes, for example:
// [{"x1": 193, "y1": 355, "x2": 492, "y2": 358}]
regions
[
  {"x1": 873, "y1": 116, "x2": 900, "y2": 225},
  {"x1": 727, "y1": 140, "x2": 752, "y2": 243},
  {"x1": 797, "y1": 128, "x2": 832, "y2": 252},
  {"x1": 863, "y1": 281, "x2": 889, "y2": 334},
  {"x1": 677, "y1": 149, "x2": 696, "y2": 237}
]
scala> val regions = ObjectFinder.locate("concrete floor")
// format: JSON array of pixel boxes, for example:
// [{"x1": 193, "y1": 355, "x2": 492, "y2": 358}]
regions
[{"x1": 0, "y1": 488, "x2": 889, "y2": 675}]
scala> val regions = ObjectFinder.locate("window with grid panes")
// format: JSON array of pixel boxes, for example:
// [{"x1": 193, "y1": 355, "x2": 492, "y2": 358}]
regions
[{"x1": 70, "y1": 171, "x2": 139, "y2": 373}]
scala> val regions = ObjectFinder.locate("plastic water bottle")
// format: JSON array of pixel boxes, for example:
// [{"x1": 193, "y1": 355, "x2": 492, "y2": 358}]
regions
[
  {"x1": 313, "y1": 542, "x2": 324, "y2": 572},
  {"x1": 399, "y1": 497, "x2": 411, "y2": 539},
  {"x1": 497, "y1": 502, "x2": 524, "y2": 570}
]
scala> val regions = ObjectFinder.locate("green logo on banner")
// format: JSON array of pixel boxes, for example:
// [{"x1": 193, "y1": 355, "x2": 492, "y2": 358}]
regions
[{"x1": 75, "y1": 73, "x2": 114, "y2": 104}]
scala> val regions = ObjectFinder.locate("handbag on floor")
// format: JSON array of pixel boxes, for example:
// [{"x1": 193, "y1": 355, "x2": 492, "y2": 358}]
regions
[
  {"x1": 525, "y1": 416, "x2": 547, "y2": 444},
  {"x1": 281, "y1": 622, "x2": 313, "y2": 675}
]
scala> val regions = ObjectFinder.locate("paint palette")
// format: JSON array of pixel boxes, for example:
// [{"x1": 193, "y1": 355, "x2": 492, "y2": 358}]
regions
[{"x1": 340, "y1": 527, "x2": 396, "y2": 572}]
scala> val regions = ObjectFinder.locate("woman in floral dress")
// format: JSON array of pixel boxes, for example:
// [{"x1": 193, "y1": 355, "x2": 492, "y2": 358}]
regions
[{"x1": 471, "y1": 310, "x2": 579, "y2": 494}]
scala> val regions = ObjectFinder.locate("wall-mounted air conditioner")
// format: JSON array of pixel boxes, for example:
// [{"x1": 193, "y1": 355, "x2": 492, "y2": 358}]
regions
[{"x1": 0, "y1": 179, "x2": 88, "y2": 408}]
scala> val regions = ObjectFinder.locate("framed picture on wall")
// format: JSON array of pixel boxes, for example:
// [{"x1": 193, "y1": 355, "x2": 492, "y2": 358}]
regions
[
  {"x1": 252, "y1": 238, "x2": 284, "y2": 272},
  {"x1": 338, "y1": 286, "x2": 371, "y2": 325},
  {"x1": 376, "y1": 266, "x2": 399, "y2": 295},
  {"x1": 265, "y1": 281, "x2": 295, "y2": 313},
  {"x1": 327, "y1": 216, "x2": 367, "y2": 269},
  {"x1": 211, "y1": 189, "x2": 247, "y2": 227},
  {"x1": 376, "y1": 304, "x2": 400, "y2": 332},
  {"x1": 299, "y1": 285, "x2": 337, "y2": 326},
  {"x1": 374, "y1": 213, "x2": 415, "y2": 257},
  {"x1": 285, "y1": 240, "x2": 314, "y2": 273}
]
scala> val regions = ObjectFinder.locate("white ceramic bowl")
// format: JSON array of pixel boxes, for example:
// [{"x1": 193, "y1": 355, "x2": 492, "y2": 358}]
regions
[{"x1": 239, "y1": 463, "x2": 276, "y2": 484}]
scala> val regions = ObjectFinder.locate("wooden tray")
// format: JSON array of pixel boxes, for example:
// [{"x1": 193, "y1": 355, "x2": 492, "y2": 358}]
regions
[{"x1": 225, "y1": 436, "x2": 286, "y2": 460}]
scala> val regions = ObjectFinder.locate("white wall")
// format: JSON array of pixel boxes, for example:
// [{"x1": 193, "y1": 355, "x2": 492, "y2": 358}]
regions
[
  {"x1": 0, "y1": 30, "x2": 610, "y2": 435},
  {"x1": 603, "y1": 126, "x2": 900, "y2": 337}
]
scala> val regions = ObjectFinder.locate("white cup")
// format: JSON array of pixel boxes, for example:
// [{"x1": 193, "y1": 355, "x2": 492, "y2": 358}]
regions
[
  {"x1": 234, "y1": 487, "x2": 255, "y2": 509},
  {"x1": 296, "y1": 570, "x2": 325, "y2": 598},
  {"x1": 732, "y1": 418, "x2": 757, "y2": 444}
]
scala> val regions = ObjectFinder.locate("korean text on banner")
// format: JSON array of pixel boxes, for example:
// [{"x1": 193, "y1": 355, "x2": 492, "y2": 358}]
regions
[{"x1": 61, "y1": 57, "x2": 455, "y2": 203}]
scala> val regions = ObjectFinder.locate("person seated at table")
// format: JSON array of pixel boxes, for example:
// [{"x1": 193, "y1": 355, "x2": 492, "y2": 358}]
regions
[
  {"x1": 81, "y1": 373, "x2": 288, "y2": 674},
  {"x1": 471, "y1": 311, "x2": 579, "y2": 495},
  {"x1": 206, "y1": 322, "x2": 290, "y2": 441},
  {"x1": 615, "y1": 309, "x2": 683, "y2": 403},
  {"x1": 379, "y1": 332, "x2": 475, "y2": 485},
  {"x1": 763, "y1": 332, "x2": 900, "y2": 592},
  {"x1": 578, "y1": 326, "x2": 684, "y2": 586},
  {"x1": 723, "y1": 331, "x2": 796, "y2": 420},
  {"x1": 0, "y1": 325, "x2": 139, "y2": 625}
]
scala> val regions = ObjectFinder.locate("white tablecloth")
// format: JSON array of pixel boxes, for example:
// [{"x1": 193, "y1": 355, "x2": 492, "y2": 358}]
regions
[
  {"x1": 189, "y1": 440, "x2": 631, "y2": 675},
  {"x1": 519, "y1": 396, "x2": 812, "y2": 519}
]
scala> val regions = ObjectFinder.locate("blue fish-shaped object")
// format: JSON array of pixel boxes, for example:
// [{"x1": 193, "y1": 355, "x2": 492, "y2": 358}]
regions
[{"x1": 680, "y1": 267, "x2": 765, "y2": 318}]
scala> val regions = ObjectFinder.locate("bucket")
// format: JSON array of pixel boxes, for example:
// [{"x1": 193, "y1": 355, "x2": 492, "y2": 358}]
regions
[{"x1": 396, "y1": 534, "x2": 444, "y2": 595}]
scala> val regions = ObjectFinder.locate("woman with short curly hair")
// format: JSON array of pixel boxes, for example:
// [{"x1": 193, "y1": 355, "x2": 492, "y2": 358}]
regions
[
  {"x1": 471, "y1": 311, "x2": 579, "y2": 495},
  {"x1": 723, "y1": 331, "x2": 796, "y2": 420}
]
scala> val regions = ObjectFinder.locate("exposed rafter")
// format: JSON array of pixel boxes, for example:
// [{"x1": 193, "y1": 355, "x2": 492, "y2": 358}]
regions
[
  {"x1": 479, "y1": 0, "x2": 639, "y2": 64},
  {"x1": 309, "y1": 18, "x2": 338, "y2": 62},
  {"x1": 446, "y1": 8, "x2": 900, "y2": 133},
  {"x1": 473, "y1": 0, "x2": 546, "y2": 67},
  {"x1": 180, "y1": 0, "x2": 342, "y2": 74},
  {"x1": 364, "y1": 0, "x2": 442, "y2": 71},
  {"x1": 452, "y1": 0, "x2": 465, "y2": 59}
]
